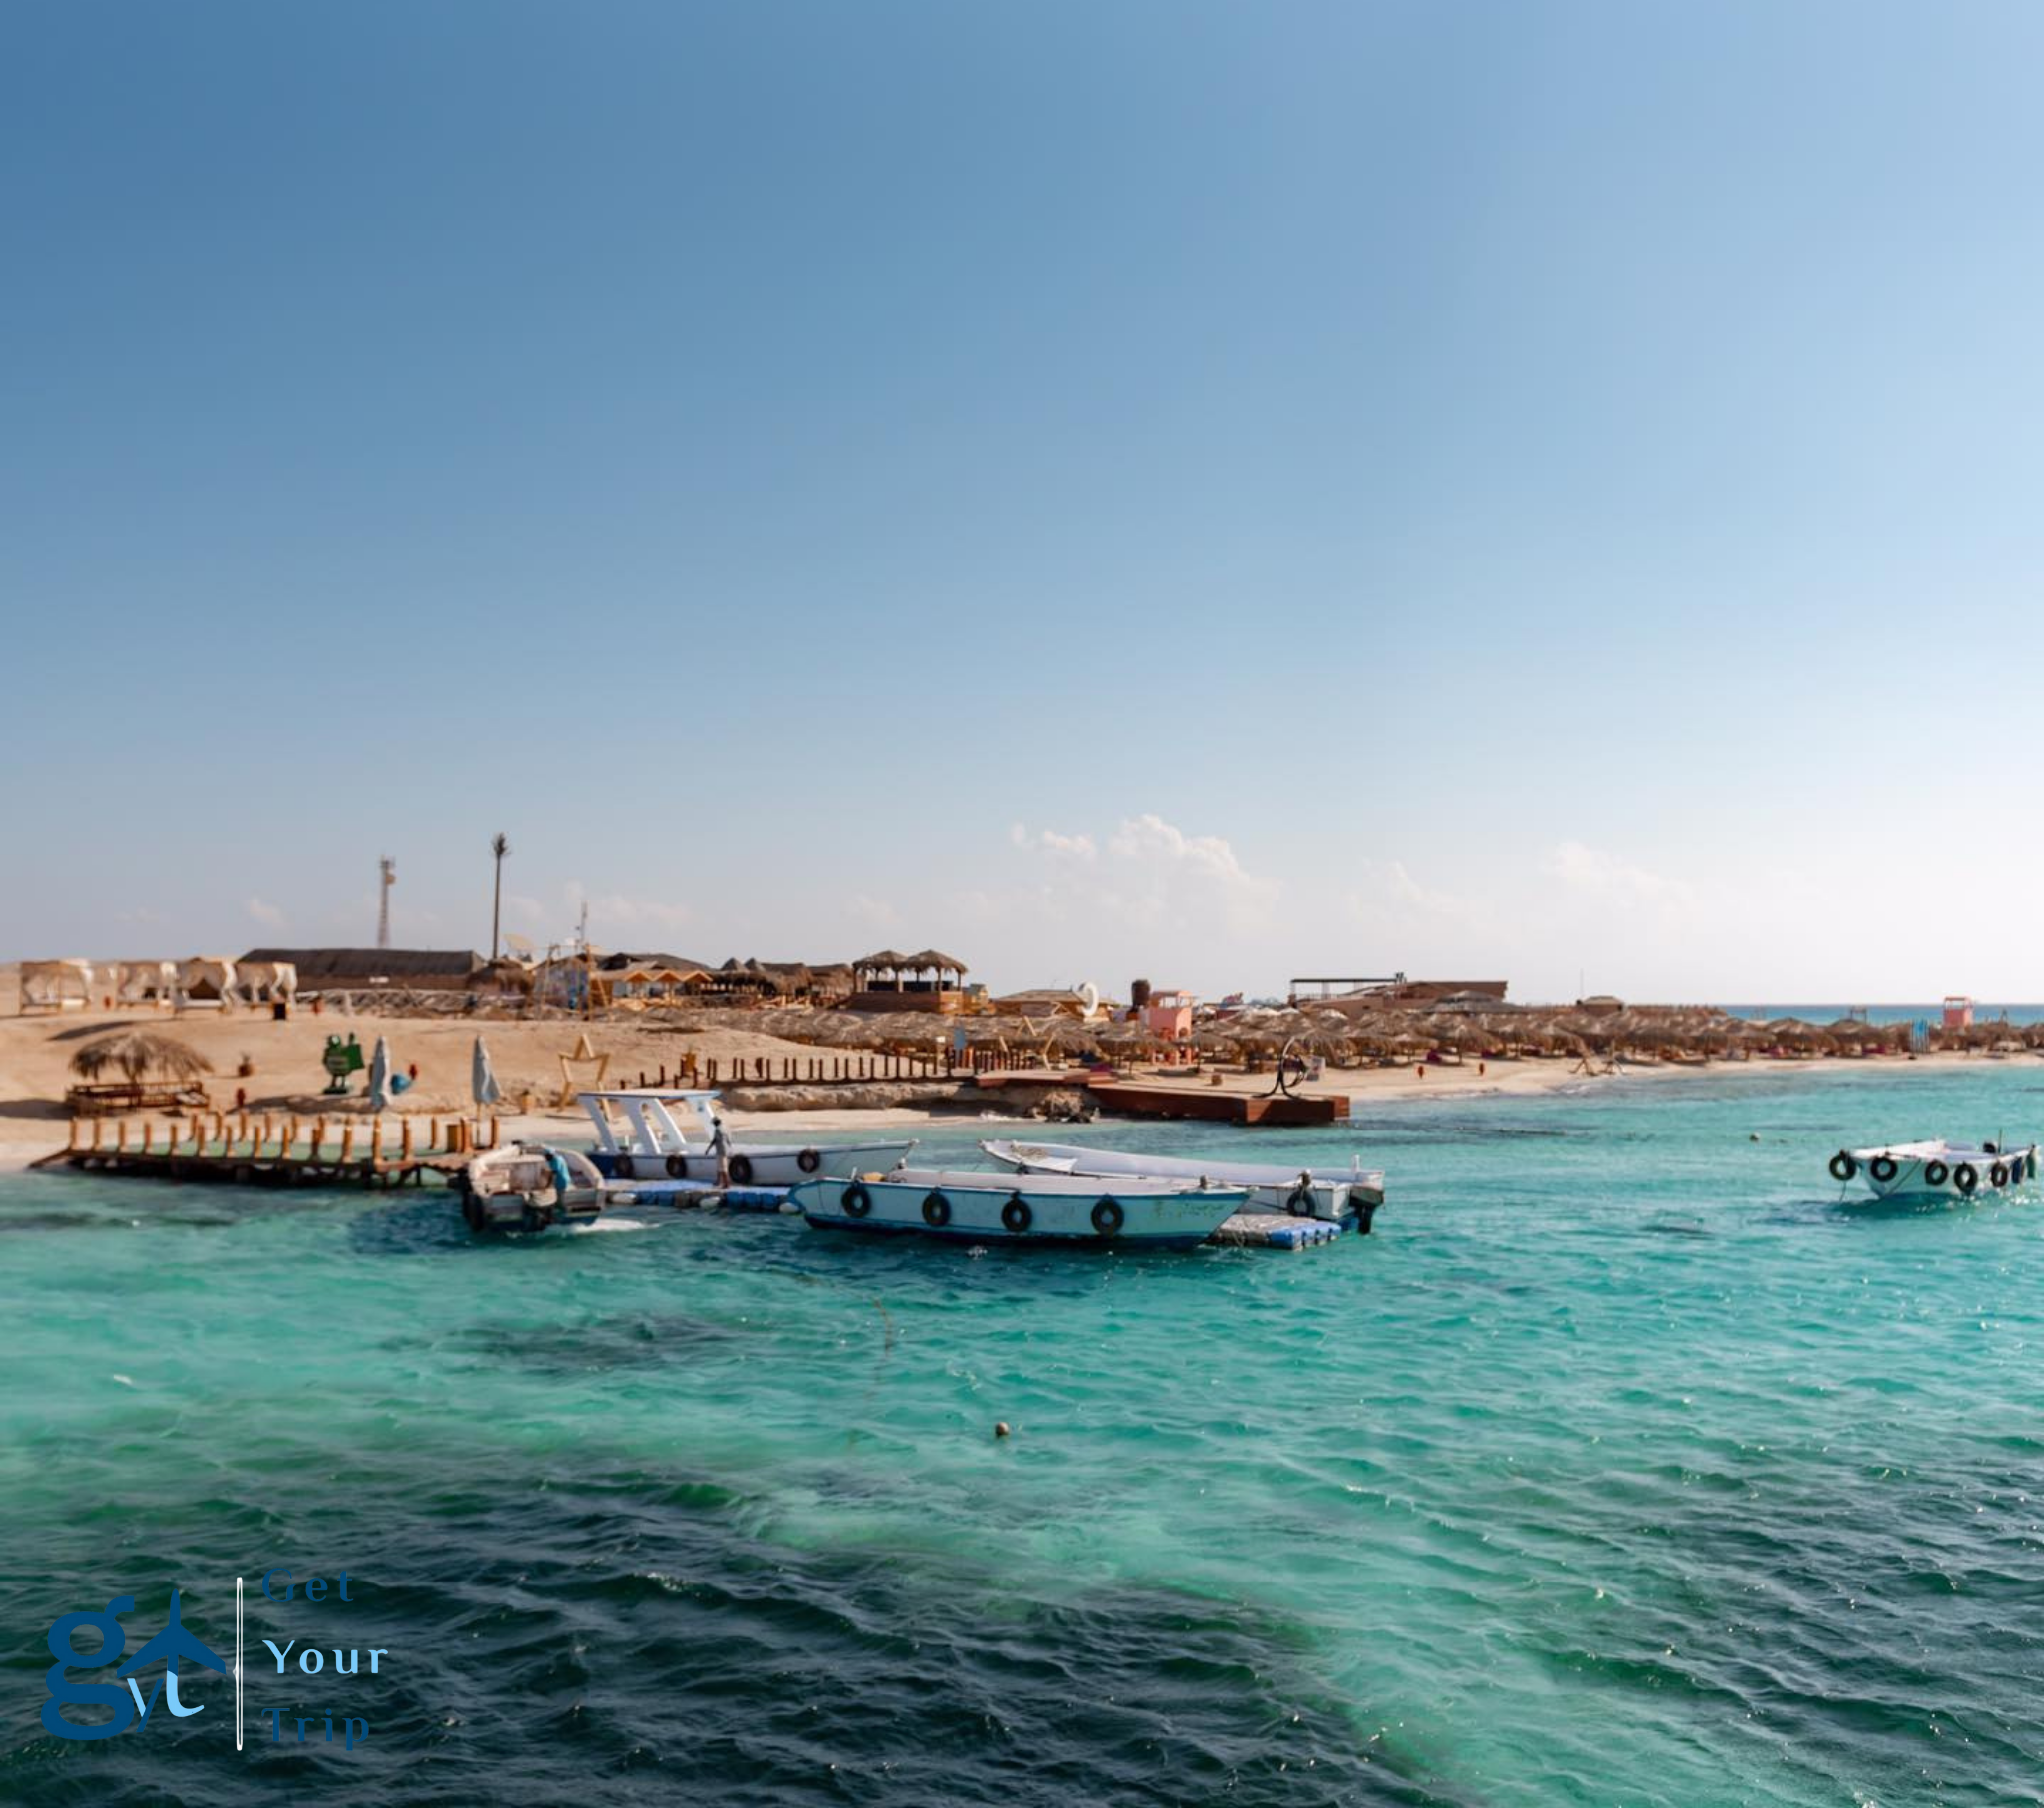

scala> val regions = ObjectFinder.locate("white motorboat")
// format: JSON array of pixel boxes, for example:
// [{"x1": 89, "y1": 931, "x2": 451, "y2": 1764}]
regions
[
  {"x1": 980, "y1": 1137, "x2": 1385, "y2": 1228},
  {"x1": 457, "y1": 1141, "x2": 610, "y2": 1233},
  {"x1": 791, "y1": 1168, "x2": 1248, "y2": 1249},
  {"x1": 579, "y1": 1090, "x2": 916, "y2": 1187},
  {"x1": 1827, "y1": 1138, "x2": 2039, "y2": 1204}
]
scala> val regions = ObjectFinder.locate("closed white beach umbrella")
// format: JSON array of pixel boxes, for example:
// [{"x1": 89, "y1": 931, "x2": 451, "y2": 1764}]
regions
[
  {"x1": 367, "y1": 1036, "x2": 392, "y2": 1111},
  {"x1": 471, "y1": 1036, "x2": 503, "y2": 1108}
]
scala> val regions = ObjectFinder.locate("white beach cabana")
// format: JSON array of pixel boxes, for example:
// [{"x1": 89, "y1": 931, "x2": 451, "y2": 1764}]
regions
[
  {"x1": 175, "y1": 956, "x2": 239, "y2": 1010},
  {"x1": 20, "y1": 959, "x2": 94, "y2": 1013},
  {"x1": 113, "y1": 960, "x2": 179, "y2": 1007},
  {"x1": 232, "y1": 960, "x2": 297, "y2": 1007}
]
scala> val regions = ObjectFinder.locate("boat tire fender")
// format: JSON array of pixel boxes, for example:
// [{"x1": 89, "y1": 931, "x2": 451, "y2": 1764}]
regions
[
  {"x1": 1285, "y1": 1182, "x2": 1315, "y2": 1217},
  {"x1": 842, "y1": 1183, "x2": 873, "y2": 1219},
  {"x1": 1992, "y1": 1161, "x2": 2010, "y2": 1188},
  {"x1": 1091, "y1": 1196, "x2": 1124, "y2": 1237},
  {"x1": 666, "y1": 1154, "x2": 689, "y2": 1179},
  {"x1": 1001, "y1": 1193, "x2": 1032, "y2": 1234},
  {"x1": 729, "y1": 1154, "x2": 754, "y2": 1187},
  {"x1": 797, "y1": 1148, "x2": 821, "y2": 1174},
  {"x1": 614, "y1": 1155, "x2": 635, "y2": 1182},
  {"x1": 1828, "y1": 1152, "x2": 1856, "y2": 1183},
  {"x1": 1870, "y1": 1155, "x2": 1899, "y2": 1184},
  {"x1": 922, "y1": 1190, "x2": 952, "y2": 1228},
  {"x1": 1955, "y1": 1163, "x2": 1978, "y2": 1195},
  {"x1": 1923, "y1": 1160, "x2": 1949, "y2": 1187}
]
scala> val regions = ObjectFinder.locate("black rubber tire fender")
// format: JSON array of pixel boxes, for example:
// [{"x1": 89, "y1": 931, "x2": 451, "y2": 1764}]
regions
[
  {"x1": 1991, "y1": 1162, "x2": 2010, "y2": 1188},
  {"x1": 614, "y1": 1155, "x2": 635, "y2": 1182},
  {"x1": 1870, "y1": 1155, "x2": 1899, "y2": 1184},
  {"x1": 922, "y1": 1190, "x2": 952, "y2": 1227},
  {"x1": 797, "y1": 1148, "x2": 821, "y2": 1174},
  {"x1": 841, "y1": 1182, "x2": 873, "y2": 1219},
  {"x1": 1923, "y1": 1160, "x2": 1949, "y2": 1187},
  {"x1": 1001, "y1": 1193, "x2": 1032, "y2": 1234},
  {"x1": 1091, "y1": 1196, "x2": 1124, "y2": 1237},
  {"x1": 1285, "y1": 1182, "x2": 1315, "y2": 1217},
  {"x1": 1829, "y1": 1152, "x2": 1857, "y2": 1183},
  {"x1": 1955, "y1": 1163, "x2": 1978, "y2": 1195},
  {"x1": 729, "y1": 1154, "x2": 755, "y2": 1187}
]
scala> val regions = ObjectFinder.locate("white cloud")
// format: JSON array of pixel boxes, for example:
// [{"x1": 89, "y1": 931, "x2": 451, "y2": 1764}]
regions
[
  {"x1": 1010, "y1": 823, "x2": 1097, "y2": 860},
  {"x1": 1347, "y1": 860, "x2": 1488, "y2": 932},
  {"x1": 564, "y1": 880, "x2": 693, "y2": 936},
  {"x1": 1010, "y1": 813, "x2": 1279, "y2": 938},
  {"x1": 246, "y1": 896, "x2": 285, "y2": 929},
  {"x1": 844, "y1": 893, "x2": 901, "y2": 929},
  {"x1": 1544, "y1": 841, "x2": 1692, "y2": 908},
  {"x1": 1106, "y1": 813, "x2": 1258, "y2": 885}
]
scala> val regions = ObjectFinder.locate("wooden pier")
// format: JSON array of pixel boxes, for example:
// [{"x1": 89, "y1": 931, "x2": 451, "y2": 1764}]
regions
[
  {"x1": 975, "y1": 1072, "x2": 1349, "y2": 1126},
  {"x1": 31, "y1": 1110, "x2": 504, "y2": 1189}
]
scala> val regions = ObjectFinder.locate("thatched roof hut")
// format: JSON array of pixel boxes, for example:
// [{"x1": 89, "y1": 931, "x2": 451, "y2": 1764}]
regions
[{"x1": 71, "y1": 1030, "x2": 212, "y2": 1085}]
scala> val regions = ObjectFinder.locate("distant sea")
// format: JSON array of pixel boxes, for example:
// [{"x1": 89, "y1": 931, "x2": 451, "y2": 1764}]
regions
[{"x1": 6, "y1": 1062, "x2": 2044, "y2": 1804}]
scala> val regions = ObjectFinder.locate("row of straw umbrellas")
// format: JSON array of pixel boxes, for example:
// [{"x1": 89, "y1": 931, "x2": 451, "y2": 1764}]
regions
[{"x1": 617, "y1": 1000, "x2": 2044, "y2": 1065}]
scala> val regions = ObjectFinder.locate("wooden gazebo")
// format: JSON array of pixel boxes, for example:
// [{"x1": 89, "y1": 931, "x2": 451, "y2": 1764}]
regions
[{"x1": 848, "y1": 948, "x2": 970, "y2": 1013}]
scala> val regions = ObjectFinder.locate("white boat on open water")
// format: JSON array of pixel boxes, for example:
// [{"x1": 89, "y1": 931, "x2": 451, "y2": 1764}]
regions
[
  {"x1": 980, "y1": 1138, "x2": 1384, "y2": 1227},
  {"x1": 457, "y1": 1142, "x2": 610, "y2": 1233},
  {"x1": 1827, "y1": 1138, "x2": 2038, "y2": 1204},
  {"x1": 579, "y1": 1089, "x2": 915, "y2": 1187},
  {"x1": 792, "y1": 1168, "x2": 1248, "y2": 1249}
]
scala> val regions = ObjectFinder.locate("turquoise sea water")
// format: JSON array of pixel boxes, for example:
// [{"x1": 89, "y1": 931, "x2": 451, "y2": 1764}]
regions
[{"x1": 4, "y1": 1063, "x2": 2043, "y2": 1806}]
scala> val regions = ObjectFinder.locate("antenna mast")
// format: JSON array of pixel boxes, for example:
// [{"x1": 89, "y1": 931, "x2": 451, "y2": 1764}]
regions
[{"x1": 377, "y1": 856, "x2": 396, "y2": 949}]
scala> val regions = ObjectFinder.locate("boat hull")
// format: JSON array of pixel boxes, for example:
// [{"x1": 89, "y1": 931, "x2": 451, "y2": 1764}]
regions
[
  {"x1": 458, "y1": 1143, "x2": 609, "y2": 1233},
  {"x1": 593, "y1": 1142, "x2": 914, "y2": 1187},
  {"x1": 791, "y1": 1175, "x2": 1245, "y2": 1249},
  {"x1": 981, "y1": 1139, "x2": 1384, "y2": 1223},
  {"x1": 1831, "y1": 1140, "x2": 2039, "y2": 1204}
]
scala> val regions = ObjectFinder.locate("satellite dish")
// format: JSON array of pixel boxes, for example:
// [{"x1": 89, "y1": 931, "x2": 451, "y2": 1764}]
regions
[
  {"x1": 1077, "y1": 981, "x2": 1100, "y2": 1018},
  {"x1": 505, "y1": 933, "x2": 535, "y2": 957}
]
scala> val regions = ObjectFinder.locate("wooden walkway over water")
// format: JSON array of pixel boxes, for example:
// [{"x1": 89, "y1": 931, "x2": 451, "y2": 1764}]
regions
[{"x1": 31, "y1": 1110, "x2": 503, "y2": 1189}]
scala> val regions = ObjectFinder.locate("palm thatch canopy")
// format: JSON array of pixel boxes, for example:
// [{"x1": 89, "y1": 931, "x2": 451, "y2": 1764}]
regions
[
  {"x1": 854, "y1": 950, "x2": 910, "y2": 971},
  {"x1": 904, "y1": 949, "x2": 969, "y2": 974},
  {"x1": 71, "y1": 1030, "x2": 213, "y2": 1084}
]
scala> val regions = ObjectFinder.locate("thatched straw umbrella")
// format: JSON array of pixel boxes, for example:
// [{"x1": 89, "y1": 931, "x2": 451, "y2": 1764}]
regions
[{"x1": 70, "y1": 1030, "x2": 213, "y2": 1085}]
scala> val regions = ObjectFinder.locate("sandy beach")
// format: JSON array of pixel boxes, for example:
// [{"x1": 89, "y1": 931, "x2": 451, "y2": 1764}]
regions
[{"x1": 0, "y1": 962, "x2": 2012, "y2": 1173}]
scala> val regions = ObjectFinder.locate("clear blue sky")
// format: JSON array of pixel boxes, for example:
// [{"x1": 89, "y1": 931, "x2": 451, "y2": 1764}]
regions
[{"x1": 6, "y1": 2, "x2": 2042, "y2": 1001}]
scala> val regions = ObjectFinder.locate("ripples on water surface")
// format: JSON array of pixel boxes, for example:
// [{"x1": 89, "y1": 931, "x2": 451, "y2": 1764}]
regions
[{"x1": 4, "y1": 1064, "x2": 2043, "y2": 1805}]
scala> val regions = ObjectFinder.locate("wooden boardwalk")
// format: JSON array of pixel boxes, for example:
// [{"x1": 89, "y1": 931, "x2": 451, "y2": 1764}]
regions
[{"x1": 31, "y1": 1110, "x2": 502, "y2": 1189}]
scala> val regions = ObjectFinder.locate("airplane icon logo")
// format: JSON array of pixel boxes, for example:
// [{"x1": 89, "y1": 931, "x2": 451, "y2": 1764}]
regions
[
  {"x1": 119, "y1": 1589, "x2": 228, "y2": 1696},
  {"x1": 43, "y1": 1589, "x2": 230, "y2": 1741}
]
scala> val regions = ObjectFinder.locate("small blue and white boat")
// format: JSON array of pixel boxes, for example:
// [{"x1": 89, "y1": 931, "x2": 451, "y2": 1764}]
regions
[
  {"x1": 791, "y1": 1168, "x2": 1248, "y2": 1249},
  {"x1": 457, "y1": 1141, "x2": 610, "y2": 1233},
  {"x1": 579, "y1": 1089, "x2": 916, "y2": 1188},
  {"x1": 980, "y1": 1137, "x2": 1385, "y2": 1228},
  {"x1": 1827, "y1": 1138, "x2": 2039, "y2": 1204}
]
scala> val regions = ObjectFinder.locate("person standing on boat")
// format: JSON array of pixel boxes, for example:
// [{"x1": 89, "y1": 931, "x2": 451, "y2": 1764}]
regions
[{"x1": 709, "y1": 1110, "x2": 732, "y2": 1189}]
